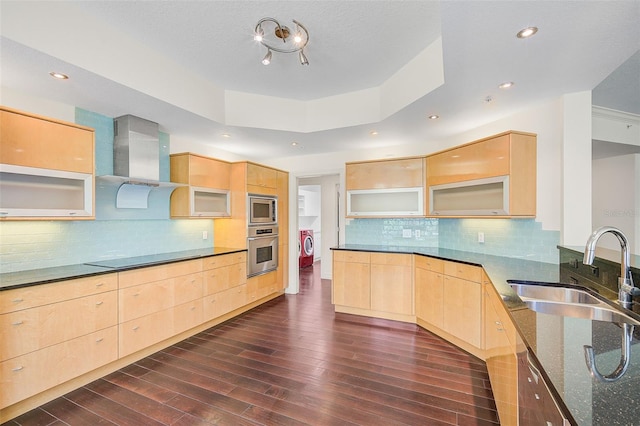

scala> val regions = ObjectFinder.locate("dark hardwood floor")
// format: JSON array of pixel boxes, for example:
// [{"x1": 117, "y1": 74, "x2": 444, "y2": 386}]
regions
[{"x1": 5, "y1": 261, "x2": 499, "y2": 425}]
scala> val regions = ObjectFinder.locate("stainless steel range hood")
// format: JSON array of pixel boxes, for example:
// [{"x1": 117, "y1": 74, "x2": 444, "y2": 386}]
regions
[{"x1": 97, "y1": 114, "x2": 181, "y2": 209}]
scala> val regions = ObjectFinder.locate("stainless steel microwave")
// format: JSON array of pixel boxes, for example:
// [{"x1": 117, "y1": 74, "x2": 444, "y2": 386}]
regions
[{"x1": 248, "y1": 194, "x2": 277, "y2": 226}]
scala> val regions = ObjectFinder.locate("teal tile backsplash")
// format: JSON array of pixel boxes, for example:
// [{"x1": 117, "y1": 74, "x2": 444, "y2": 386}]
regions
[
  {"x1": 346, "y1": 218, "x2": 560, "y2": 264},
  {"x1": 0, "y1": 108, "x2": 214, "y2": 273}
]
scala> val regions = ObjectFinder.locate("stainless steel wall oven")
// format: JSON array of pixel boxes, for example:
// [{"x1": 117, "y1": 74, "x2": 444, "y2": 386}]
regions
[{"x1": 247, "y1": 225, "x2": 278, "y2": 277}]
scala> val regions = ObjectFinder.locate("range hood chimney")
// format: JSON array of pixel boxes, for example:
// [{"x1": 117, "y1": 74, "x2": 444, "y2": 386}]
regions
[
  {"x1": 114, "y1": 114, "x2": 160, "y2": 185},
  {"x1": 97, "y1": 115, "x2": 181, "y2": 209}
]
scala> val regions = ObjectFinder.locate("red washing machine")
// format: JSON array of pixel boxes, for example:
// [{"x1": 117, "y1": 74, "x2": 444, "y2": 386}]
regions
[{"x1": 299, "y1": 229, "x2": 314, "y2": 268}]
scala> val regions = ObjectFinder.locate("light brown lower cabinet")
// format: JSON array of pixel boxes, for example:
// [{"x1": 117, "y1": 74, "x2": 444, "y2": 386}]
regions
[
  {"x1": 332, "y1": 250, "x2": 371, "y2": 310},
  {"x1": 370, "y1": 253, "x2": 414, "y2": 315},
  {"x1": 1, "y1": 250, "x2": 288, "y2": 421},
  {"x1": 484, "y1": 281, "x2": 518, "y2": 425},
  {"x1": 1, "y1": 326, "x2": 118, "y2": 408},
  {"x1": 332, "y1": 251, "x2": 414, "y2": 320},
  {"x1": 414, "y1": 256, "x2": 444, "y2": 328}
]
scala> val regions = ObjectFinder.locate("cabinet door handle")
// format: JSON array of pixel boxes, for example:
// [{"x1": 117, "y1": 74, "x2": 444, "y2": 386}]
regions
[
  {"x1": 132, "y1": 326, "x2": 140, "y2": 331},
  {"x1": 96, "y1": 282, "x2": 104, "y2": 287},
  {"x1": 96, "y1": 338, "x2": 104, "y2": 343},
  {"x1": 12, "y1": 298, "x2": 24, "y2": 303},
  {"x1": 12, "y1": 366, "x2": 24, "y2": 372},
  {"x1": 12, "y1": 320, "x2": 24, "y2": 326},
  {"x1": 133, "y1": 293, "x2": 140, "y2": 297},
  {"x1": 96, "y1": 301, "x2": 104, "y2": 306}
]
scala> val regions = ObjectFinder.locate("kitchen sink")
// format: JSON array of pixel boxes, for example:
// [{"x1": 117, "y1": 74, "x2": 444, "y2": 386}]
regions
[
  {"x1": 523, "y1": 299, "x2": 639, "y2": 325},
  {"x1": 508, "y1": 281, "x2": 640, "y2": 325},
  {"x1": 510, "y1": 282, "x2": 601, "y2": 304}
]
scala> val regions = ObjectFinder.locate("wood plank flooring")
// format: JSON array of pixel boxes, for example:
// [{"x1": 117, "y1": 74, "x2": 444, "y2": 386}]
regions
[{"x1": 4, "y1": 261, "x2": 500, "y2": 426}]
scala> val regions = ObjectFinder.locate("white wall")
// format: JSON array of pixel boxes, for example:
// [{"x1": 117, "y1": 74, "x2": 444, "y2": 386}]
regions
[
  {"x1": 592, "y1": 154, "x2": 640, "y2": 254},
  {"x1": 561, "y1": 92, "x2": 593, "y2": 245}
]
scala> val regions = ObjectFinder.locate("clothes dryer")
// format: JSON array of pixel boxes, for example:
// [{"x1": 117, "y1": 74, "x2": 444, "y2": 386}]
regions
[{"x1": 299, "y1": 229, "x2": 314, "y2": 268}]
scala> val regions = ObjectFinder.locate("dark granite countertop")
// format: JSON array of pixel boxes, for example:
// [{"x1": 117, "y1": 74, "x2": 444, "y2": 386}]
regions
[
  {"x1": 0, "y1": 247, "x2": 247, "y2": 291},
  {"x1": 332, "y1": 244, "x2": 640, "y2": 426}
]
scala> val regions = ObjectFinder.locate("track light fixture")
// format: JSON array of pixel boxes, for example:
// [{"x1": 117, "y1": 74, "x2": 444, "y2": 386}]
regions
[{"x1": 254, "y1": 17, "x2": 309, "y2": 66}]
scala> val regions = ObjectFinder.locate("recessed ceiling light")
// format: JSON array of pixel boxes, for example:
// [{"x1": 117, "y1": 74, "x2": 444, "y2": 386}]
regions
[
  {"x1": 291, "y1": 141, "x2": 299, "y2": 146},
  {"x1": 49, "y1": 71, "x2": 69, "y2": 80},
  {"x1": 221, "y1": 133, "x2": 231, "y2": 138},
  {"x1": 370, "y1": 130, "x2": 378, "y2": 136},
  {"x1": 498, "y1": 81, "x2": 514, "y2": 89},
  {"x1": 428, "y1": 115, "x2": 440, "y2": 120},
  {"x1": 516, "y1": 27, "x2": 538, "y2": 39}
]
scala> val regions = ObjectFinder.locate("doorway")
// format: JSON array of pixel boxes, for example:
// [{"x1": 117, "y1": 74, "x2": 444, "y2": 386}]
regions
[{"x1": 297, "y1": 175, "x2": 340, "y2": 280}]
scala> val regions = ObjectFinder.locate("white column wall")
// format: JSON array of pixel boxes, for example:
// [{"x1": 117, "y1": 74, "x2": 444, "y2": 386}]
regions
[{"x1": 561, "y1": 92, "x2": 593, "y2": 245}]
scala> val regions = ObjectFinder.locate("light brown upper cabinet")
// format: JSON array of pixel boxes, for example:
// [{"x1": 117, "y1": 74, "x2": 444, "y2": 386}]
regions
[
  {"x1": 247, "y1": 163, "x2": 278, "y2": 192},
  {"x1": 345, "y1": 156, "x2": 426, "y2": 217},
  {"x1": 170, "y1": 153, "x2": 231, "y2": 218},
  {"x1": 426, "y1": 131, "x2": 536, "y2": 217},
  {"x1": 0, "y1": 106, "x2": 95, "y2": 220}
]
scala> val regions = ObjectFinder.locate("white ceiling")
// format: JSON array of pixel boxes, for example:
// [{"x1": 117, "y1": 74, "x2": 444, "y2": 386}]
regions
[{"x1": 1, "y1": 1, "x2": 639, "y2": 161}]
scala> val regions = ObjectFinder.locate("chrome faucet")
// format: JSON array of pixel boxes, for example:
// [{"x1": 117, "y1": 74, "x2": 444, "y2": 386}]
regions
[{"x1": 583, "y1": 226, "x2": 639, "y2": 309}]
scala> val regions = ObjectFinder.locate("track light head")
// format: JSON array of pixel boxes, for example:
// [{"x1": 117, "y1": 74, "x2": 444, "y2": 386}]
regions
[{"x1": 262, "y1": 49, "x2": 272, "y2": 65}]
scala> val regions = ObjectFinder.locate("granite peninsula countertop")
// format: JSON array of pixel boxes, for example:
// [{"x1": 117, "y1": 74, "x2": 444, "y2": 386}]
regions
[
  {"x1": 332, "y1": 244, "x2": 640, "y2": 426},
  {"x1": 0, "y1": 247, "x2": 247, "y2": 291}
]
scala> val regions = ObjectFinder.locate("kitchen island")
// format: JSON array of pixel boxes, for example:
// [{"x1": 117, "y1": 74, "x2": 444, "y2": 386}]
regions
[{"x1": 332, "y1": 244, "x2": 640, "y2": 426}]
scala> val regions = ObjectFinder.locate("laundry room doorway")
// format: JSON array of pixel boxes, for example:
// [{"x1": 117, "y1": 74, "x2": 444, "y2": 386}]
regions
[{"x1": 297, "y1": 174, "x2": 340, "y2": 280}]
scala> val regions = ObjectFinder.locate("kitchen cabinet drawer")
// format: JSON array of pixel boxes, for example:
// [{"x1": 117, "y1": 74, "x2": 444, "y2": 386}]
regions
[
  {"x1": 203, "y1": 284, "x2": 248, "y2": 321},
  {"x1": 118, "y1": 259, "x2": 202, "y2": 288},
  {"x1": 173, "y1": 300, "x2": 203, "y2": 335},
  {"x1": 370, "y1": 252, "x2": 412, "y2": 266},
  {"x1": 414, "y1": 255, "x2": 444, "y2": 273},
  {"x1": 1, "y1": 291, "x2": 117, "y2": 361},
  {"x1": 0, "y1": 326, "x2": 117, "y2": 408},
  {"x1": 173, "y1": 273, "x2": 204, "y2": 306},
  {"x1": 203, "y1": 252, "x2": 246, "y2": 270},
  {"x1": 444, "y1": 261, "x2": 482, "y2": 283},
  {"x1": 118, "y1": 272, "x2": 202, "y2": 322},
  {"x1": 118, "y1": 280, "x2": 174, "y2": 323},
  {"x1": 119, "y1": 309, "x2": 173, "y2": 357},
  {"x1": 333, "y1": 250, "x2": 370, "y2": 264},
  {"x1": 246, "y1": 272, "x2": 278, "y2": 303},
  {"x1": 0, "y1": 274, "x2": 117, "y2": 314},
  {"x1": 204, "y1": 263, "x2": 246, "y2": 295}
]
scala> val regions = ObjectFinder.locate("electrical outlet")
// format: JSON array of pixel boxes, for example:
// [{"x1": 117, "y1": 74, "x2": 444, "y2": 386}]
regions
[
  {"x1": 402, "y1": 229, "x2": 412, "y2": 238},
  {"x1": 415, "y1": 229, "x2": 421, "y2": 238},
  {"x1": 202, "y1": 231, "x2": 208, "y2": 240},
  {"x1": 478, "y1": 232, "x2": 485, "y2": 243}
]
